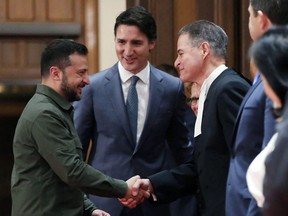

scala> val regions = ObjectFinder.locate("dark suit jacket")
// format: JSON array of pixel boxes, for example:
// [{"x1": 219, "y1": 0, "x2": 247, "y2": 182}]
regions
[
  {"x1": 149, "y1": 68, "x2": 250, "y2": 216},
  {"x1": 226, "y1": 79, "x2": 275, "y2": 216},
  {"x1": 73, "y1": 63, "x2": 193, "y2": 216}
]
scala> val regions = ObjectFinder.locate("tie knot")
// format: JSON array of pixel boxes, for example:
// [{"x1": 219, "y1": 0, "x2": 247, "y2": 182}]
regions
[{"x1": 130, "y1": 76, "x2": 139, "y2": 86}]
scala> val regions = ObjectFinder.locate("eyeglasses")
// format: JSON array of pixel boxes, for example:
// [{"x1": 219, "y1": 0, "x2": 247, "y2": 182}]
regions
[{"x1": 186, "y1": 97, "x2": 199, "y2": 107}]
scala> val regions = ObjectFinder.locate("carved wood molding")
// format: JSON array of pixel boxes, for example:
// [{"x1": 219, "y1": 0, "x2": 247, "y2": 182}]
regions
[{"x1": 0, "y1": 22, "x2": 81, "y2": 36}]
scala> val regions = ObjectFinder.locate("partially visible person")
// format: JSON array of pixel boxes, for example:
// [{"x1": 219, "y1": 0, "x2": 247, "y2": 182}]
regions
[
  {"x1": 225, "y1": 0, "x2": 288, "y2": 215},
  {"x1": 10, "y1": 39, "x2": 148, "y2": 216},
  {"x1": 248, "y1": 25, "x2": 288, "y2": 216},
  {"x1": 187, "y1": 82, "x2": 200, "y2": 116},
  {"x1": 123, "y1": 20, "x2": 250, "y2": 216},
  {"x1": 74, "y1": 6, "x2": 193, "y2": 216}
]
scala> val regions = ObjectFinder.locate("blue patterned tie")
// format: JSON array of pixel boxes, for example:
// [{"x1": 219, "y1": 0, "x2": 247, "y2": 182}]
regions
[{"x1": 126, "y1": 76, "x2": 139, "y2": 145}]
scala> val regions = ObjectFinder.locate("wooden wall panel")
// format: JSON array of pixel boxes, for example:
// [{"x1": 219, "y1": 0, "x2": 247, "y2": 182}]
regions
[
  {"x1": 241, "y1": 0, "x2": 253, "y2": 79},
  {"x1": 48, "y1": 0, "x2": 74, "y2": 21},
  {"x1": 0, "y1": 39, "x2": 51, "y2": 80},
  {"x1": 0, "y1": 38, "x2": 45, "y2": 80},
  {"x1": 0, "y1": 0, "x2": 98, "y2": 116},
  {"x1": 0, "y1": 0, "x2": 7, "y2": 21},
  {"x1": 26, "y1": 41, "x2": 47, "y2": 67},
  {"x1": 0, "y1": 0, "x2": 87, "y2": 82},
  {"x1": 1, "y1": 41, "x2": 18, "y2": 67},
  {"x1": 173, "y1": 0, "x2": 197, "y2": 61},
  {"x1": 84, "y1": 0, "x2": 99, "y2": 74},
  {"x1": 8, "y1": 0, "x2": 34, "y2": 21},
  {"x1": 149, "y1": 0, "x2": 174, "y2": 65},
  {"x1": 35, "y1": 0, "x2": 48, "y2": 22},
  {"x1": 196, "y1": 0, "x2": 231, "y2": 68},
  {"x1": 174, "y1": 0, "x2": 197, "y2": 32}
]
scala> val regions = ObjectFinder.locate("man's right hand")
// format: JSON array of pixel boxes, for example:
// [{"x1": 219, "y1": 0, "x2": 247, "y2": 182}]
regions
[{"x1": 119, "y1": 176, "x2": 152, "y2": 208}]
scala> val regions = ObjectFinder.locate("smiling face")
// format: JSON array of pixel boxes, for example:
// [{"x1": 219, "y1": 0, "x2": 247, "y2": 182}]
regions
[
  {"x1": 174, "y1": 33, "x2": 204, "y2": 83},
  {"x1": 115, "y1": 24, "x2": 156, "y2": 74},
  {"x1": 60, "y1": 53, "x2": 89, "y2": 102}
]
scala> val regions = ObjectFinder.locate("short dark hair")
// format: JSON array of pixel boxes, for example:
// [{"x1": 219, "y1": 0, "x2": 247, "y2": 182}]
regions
[
  {"x1": 40, "y1": 39, "x2": 88, "y2": 78},
  {"x1": 250, "y1": 0, "x2": 288, "y2": 25},
  {"x1": 179, "y1": 20, "x2": 228, "y2": 60},
  {"x1": 114, "y1": 6, "x2": 157, "y2": 41},
  {"x1": 249, "y1": 25, "x2": 288, "y2": 104}
]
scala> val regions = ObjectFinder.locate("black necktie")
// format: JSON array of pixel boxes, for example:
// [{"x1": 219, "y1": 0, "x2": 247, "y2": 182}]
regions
[{"x1": 126, "y1": 76, "x2": 139, "y2": 145}]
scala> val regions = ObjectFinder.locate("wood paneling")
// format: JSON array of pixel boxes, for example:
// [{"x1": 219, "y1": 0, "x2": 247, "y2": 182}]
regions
[
  {"x1": 241, "y1": 0, "x2": 253, "y2": 80},
  {"x1": 8, "y1": 0, "x2": 34, "y2": 21},
  {"x1": 1, "y1": 41, "x2": 18, "y2": 67},
  {"x1": 174, "y1": 0, "x2": 197, "y2": 32},
  {"x1": 0, "y1": 0, "x2": 89, "y2": 83},
  {"x1": 173, "y1": 0, "x2": 197, "y2": 62},
  {"x1": 34, "y1": 0, "x2": 46, "y2": 21},
  {"x1": 200, "y1": 0, "x2": 240, "y2": 72},
  {"x1": 0, "y1": 0, "x2": 7, "y2": 21},
  {"x1": 84, "y1": 0, "x2": 99, "y2": 74},
  {"x1": 48, "y1": 0, "x2": 74, "y2": 21},
  {"x1": 149, "y1": 0, "x2": 174, "y2": 65},
  {"x1": 26, "y1": 41, "x2": 46, "y2": 67}
]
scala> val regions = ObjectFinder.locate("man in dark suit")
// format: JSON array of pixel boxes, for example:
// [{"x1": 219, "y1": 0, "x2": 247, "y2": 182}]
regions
[
  {"x1": 226, "y1": 1, "x2": 288, "y2": 215},
  {"x1": 73, "y1": 6, "x2": 193, "y2": 216},
  {"x1": 123, "y1": 20, "x2": 250, "y2": 216}
]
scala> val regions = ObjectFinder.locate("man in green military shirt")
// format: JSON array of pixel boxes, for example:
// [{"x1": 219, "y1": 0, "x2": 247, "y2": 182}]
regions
[{"x1": 11, "y1": 39, "x2": 148, "y2": 216}]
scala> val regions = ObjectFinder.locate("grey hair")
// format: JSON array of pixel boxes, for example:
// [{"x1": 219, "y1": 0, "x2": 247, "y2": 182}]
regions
[{"x1": 178, "y1": 20, "x2": 228, "y2": 60}]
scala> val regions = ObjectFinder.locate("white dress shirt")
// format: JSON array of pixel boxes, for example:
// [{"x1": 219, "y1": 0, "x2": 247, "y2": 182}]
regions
[
  {"x1": 118, "y1": 61, "x2": 150, "y2": 144},
  {"x1": 246, "y1": 133, "x2": 278, "y2": 207},
  {"x1": 194, "y1": 64, "x2": 228, "y2": 137}
]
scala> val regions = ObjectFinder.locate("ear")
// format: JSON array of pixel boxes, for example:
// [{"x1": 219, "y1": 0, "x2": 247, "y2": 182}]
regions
[
  {"x1": 258, "y1": 10, "x2": 272, "y2": 32},
  {"x1": 149, "y1": 40, "x2": 156, "y2": 52},
  {"x1": 50, "y1": 66, "x2": 62, "y2": 81},
  {"x1": 200, "y1": 42, "x2": 210, "y2": 59}
]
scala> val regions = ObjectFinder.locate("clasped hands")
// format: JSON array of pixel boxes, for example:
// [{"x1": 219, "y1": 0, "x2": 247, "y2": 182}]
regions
[{"x1": 119, "y1": 175, "x2": 154, "y2": 208}]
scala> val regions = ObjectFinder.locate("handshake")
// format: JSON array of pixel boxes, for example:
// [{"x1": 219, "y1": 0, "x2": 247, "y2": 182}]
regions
[{"x1": 120, "y1": 175, "x2": 154, "y2": 208}]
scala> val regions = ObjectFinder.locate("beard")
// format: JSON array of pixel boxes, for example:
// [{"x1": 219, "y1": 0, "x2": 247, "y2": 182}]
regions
[{"x1": 61, "y1": 74, "x2": 80, "y2": 102}]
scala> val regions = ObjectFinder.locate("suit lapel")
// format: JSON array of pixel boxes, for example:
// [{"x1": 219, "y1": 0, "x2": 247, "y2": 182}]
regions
[
  {"x1": 104, "y1": 65, "x2": 134, "y2": 147},
  {"x1": 134, "y1": 68, "x2": 164, "y2": 153}
]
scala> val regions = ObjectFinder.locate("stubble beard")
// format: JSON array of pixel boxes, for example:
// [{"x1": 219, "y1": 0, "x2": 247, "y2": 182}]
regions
[{"x1": 61, "y1": 74, "x2": 80, "y2": 102}]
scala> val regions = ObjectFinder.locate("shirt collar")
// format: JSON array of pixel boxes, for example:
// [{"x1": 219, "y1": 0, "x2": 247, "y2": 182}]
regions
[
  {"x1": 201, "y1": 64, "x2": 227, "y2": 95},
  {"x1": 205, "y1": 64, "x2": 227, "y2": 85},
  {"x1": 118, "y1": 61, "x2": 150, "y2": 84},
  {"x1": 253, "y1": 72, "x2": 261, "y2": 85},
  {"x1": 36, "y1": 84, "x2": 73, "y2": 111},
  {"x1": 194, "y1": 64, "x2": 227, "y2": 137}
]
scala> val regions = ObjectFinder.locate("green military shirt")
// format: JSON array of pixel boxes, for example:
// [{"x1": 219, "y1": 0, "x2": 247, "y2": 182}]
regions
[{"x1": 11, "y1": 84, "x2": 127, "y2": 216}]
